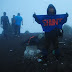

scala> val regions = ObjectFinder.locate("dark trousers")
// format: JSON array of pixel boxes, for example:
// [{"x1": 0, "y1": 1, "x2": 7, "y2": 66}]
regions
[
  {"x1": 15, "y1": 25, "x2": 20, "y2": 36},
  {"x1": 45, "y1": 37, "x2": 58, "y2": 50},
  {"x1": 3, "y1": 24, "x2": 8, "y2": 38},
  {"x1": 12, "y1": 24, "x2": 15, "y2": 34},
  {"x1": 42, "y1": 32, "x2": 60, "y2": 60}
]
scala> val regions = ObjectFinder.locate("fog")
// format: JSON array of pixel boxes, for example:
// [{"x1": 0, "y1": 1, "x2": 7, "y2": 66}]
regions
[{"x1": 0, "y1": 0, "x2": 72, "y2": 34}]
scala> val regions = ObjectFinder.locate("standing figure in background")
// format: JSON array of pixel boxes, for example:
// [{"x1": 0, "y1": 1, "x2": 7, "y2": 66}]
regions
[
  {"x1": 11, "y1": 15, "x2": 15, "y2": 34},
  {"x1": 14, "y1": 13, "x2": 23, "y2": 37},
  {"x1": 1, "y1": 12, "x2": 9, "y2": 39}
]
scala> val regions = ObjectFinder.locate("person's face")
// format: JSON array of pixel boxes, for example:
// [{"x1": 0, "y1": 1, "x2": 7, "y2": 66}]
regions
[
  {"x1": 17, "y1": 13, "x2": 20, "y2": 16},
  {"x1": 3, "y1": 13, "x2": 6, "y2": 16},
  {"x1": 48, "y1": 8, "x2": 54, "y2": 14}
]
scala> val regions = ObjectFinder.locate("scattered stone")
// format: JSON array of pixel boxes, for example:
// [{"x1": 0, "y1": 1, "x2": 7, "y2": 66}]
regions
[
  {"x1": 65, "y1": 39, "x2": 67, "y2": 41},
  {"x1": 59, "y1": 42, "x2": 65, "y2": 44},
  {"x1": 43, "y1": 63, "x2": 47, "y2": 66},
  {"x1": 24, "y1": 45, "x2": 42, "y2": 59},
  {"x1": 29, "y1": 50, "x2": 35, "y2": 55},
  {"x1": 64, "y1": 44, "x2": 66, "y2": 45},
  {"x1": 51, "y1": 62, "x2": 53, "y2": 64},
  {"x1": 41, "y1": 56, "x2": 43, "y2": 57},
  {"x1": 37, "y1": 59, "x2": 42, "y2": 62},
  {"x1": 43, "y1": 69, "x2": 45, "y2": 70},
  {"x1": 36, "y1": 49, "x2": 41, "y2": 54},
  {"x1": 61, "y1": 62, "x2": 64, "y2": 65},
  {"x1": 10, "y1": 50, "x2": 13, "y2": 52},
  {"x1": 47, "y1": 61, "x2": 49, "y2": 62},
  {"x1": 56, "y1": 59, "x2": 58, "y2": 62}
]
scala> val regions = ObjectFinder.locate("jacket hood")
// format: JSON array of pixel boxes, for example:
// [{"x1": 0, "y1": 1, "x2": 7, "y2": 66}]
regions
[{"x1": 47, "y1": 4, "x2": 56, "y2": 15}]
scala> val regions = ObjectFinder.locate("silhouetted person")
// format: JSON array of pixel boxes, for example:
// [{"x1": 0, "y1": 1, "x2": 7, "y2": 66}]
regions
[
  {"x1": 14, "y1": 13, "x2": 23, "y2": 37},
  {"x1": 33, "y1": 4, "x2": 68, "y2": 62},
  {"x1": 1, "y1": 12, "x2": 9, "y2": 39},
  {"x1": 11, "y1": 15, "x2": 15, "y2": 34}
]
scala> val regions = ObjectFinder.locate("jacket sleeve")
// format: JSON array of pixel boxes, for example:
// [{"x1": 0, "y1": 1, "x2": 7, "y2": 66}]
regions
[
  {"x1": 63, "y1": 17, "x2": 67, "y2": 24},
  {"x1": 1, "y1": 16, "x2": 3, "y2": 24},
  {"x1": 59, "y1": 17, "x2": 67, "y2": 25},
  {"x1": 33, "y1": 15, "x2": 41, "y2": 24},
  {"x1": 62, "y1": 13, "x2": 68, "y2": 24}
]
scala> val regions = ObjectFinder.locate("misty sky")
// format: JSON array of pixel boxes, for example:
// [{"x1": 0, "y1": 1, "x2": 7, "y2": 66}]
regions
[{"x1": 0, "y1": 0, "x2": 72, "y2": 33}]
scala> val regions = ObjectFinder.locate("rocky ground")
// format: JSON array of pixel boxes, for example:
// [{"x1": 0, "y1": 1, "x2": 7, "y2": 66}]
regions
[{"x1": 0, "y1": 33, "x2": 72, "y2": 72}]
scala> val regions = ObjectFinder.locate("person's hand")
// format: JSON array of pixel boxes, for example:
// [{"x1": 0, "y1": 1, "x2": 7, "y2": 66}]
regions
[
  {"x1": 66, "y1": 12, "x2": 69, "y2": 17},
  {"x1": 33, "y1": 12, "x2": 36, "y2": 18}
]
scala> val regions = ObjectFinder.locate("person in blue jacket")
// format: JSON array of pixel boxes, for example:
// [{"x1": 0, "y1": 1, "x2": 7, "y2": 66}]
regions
[
  {"x1": 14, "y1": 13, "x2": 23, "y2": 37},
  {"x1": 33, "y1": 4, "x2": 68, "y2": 62}
]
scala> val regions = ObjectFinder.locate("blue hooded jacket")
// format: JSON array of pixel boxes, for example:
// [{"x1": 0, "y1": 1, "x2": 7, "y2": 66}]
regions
[{"x1": 33, "y1": 4, "x2": 68, "y2": 32}]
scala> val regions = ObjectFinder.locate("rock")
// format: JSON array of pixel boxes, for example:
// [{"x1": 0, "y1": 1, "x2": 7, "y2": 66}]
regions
[
  {"x1": 24, "y1": 45, "x2": 41, "y2": 59},
  {"x1": 10, "y1": 50, "x2": 13, "y2": 52},
  {"x1": 43, "y1": 63, "x2": 47, "y2": 66},
  {"x1": 64, "y1": 44, "x2": 66, "y2": 46},
  {"x1": 61, "y1": 62, "x2": 64, "y2": 65},
  {"x1": 37, "y1": 59, "x2": 42, "y2": 62},
  {"x1": 36, "y1": 49, "x2": 41, "y2": 54}
]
